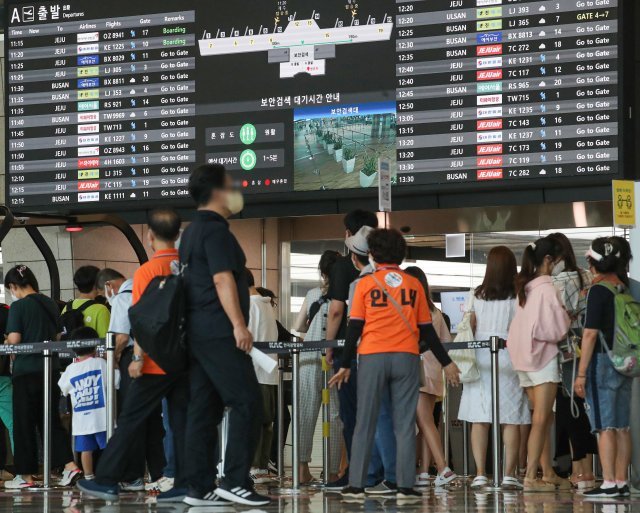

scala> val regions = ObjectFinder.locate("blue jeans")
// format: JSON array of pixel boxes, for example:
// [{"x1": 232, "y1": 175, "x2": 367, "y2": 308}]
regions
[
  {"x1": 162, "y1": 398, "x2": 176, "y2": 478},
  {"x1": 333, "y1": 357, "x2": 358, "y2": 460},
  {"x1": 585, "y1": 353, "x2": 633, "y2": 433},
  {"x1": 367, "y1": 387, "x2": 397, "y2": 485}
]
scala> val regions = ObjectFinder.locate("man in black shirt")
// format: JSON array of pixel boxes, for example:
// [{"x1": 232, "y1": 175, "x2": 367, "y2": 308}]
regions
[
  {"x1": 179, "y1": 164, "x2": 269, "y2": 507},
  {"x1": 325, "y1": 210, "x2": 378, "y2": 490}
]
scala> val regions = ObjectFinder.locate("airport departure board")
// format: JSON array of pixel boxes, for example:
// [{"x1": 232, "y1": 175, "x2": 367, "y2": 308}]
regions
[{"x1": 4, "y1": 0, "x2": 625, "y2": 212}]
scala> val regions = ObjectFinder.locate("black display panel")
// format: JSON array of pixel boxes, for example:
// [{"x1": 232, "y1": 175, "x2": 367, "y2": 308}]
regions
[{"x1": 4, "y1": 0, "x2": 625, "y2": 213}]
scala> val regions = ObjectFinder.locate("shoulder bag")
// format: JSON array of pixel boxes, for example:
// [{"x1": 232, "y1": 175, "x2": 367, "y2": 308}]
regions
[{"x1": 449, "y1": 291, "x2": 480, "y2": 383}]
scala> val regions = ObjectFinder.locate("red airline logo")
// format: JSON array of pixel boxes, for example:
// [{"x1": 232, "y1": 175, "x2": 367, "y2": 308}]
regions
[
  {"x1": 477, "y1": 119, "x2": 503, "y2": 130},
  {"x1": 477, "y1": 169, "x2": 503, "y2": 180},
  {"x1": 477, "y1": 44, "x2": 503, "y2": 56},
  {"x1": 477, "y1": 144, "x2": 503, "y2": 155},
  {"x1": 477, "y1": 156, "x2": 503, "y2": 167},
  {"x1": 78, "y1": 158, "x2": 100, "y2": 168},
  {"x1": 78, "y1": 180, "x2": 100, "y2": 191},
  {"x1": 477, "y1": 69, "x2": 503, "y2": 81}
]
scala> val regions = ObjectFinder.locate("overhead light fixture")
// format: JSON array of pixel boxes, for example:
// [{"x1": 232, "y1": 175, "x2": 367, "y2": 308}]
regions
[{"x1": 65, "y1": 224, "x2": 83, "y2": 233}]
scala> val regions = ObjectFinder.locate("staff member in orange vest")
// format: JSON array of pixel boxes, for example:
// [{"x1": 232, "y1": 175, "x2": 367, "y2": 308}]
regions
[
  {"x1": 78, "y1": 209, "x2": 189, "y2": 503},
  {"x1": 330, "y1": 228, "x2": 460, "y2": 498}
]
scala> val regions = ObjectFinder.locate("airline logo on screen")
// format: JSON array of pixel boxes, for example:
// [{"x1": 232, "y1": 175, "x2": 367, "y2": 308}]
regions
[{"x1": 475, "y1": 4, "x2": 505, "y2": 183}]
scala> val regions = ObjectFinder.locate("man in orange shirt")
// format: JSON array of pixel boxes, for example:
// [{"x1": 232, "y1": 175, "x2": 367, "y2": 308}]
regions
[
  {"x1": 78, "y1": 209, "x2": 189, "y2": 503},
  {"x1": 330, "y1": 229, "x2": 460, "y2": 499}
]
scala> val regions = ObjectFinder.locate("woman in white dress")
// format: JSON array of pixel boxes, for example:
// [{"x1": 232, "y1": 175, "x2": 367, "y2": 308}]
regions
[{"x1": 457, "y1": 246, "x2": 531, "y2": 489}]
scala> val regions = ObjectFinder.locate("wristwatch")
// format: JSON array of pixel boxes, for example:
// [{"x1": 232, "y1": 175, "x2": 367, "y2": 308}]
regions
[{"x1": 132, "y1": 354, "x2": 144, "y2": 363}]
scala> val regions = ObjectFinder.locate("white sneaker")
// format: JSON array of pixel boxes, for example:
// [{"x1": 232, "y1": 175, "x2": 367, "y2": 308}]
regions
[
  {"x1": 120, "y1": 478, "x2": 145, "y2": 492},
  {"x1": 145, "y1": 476, "x2": 174, "y2": 493},
  {"x1": 250, "y1": 468, "x2": 273, "y2": 484},
  {"x1": 434, "y1": 467, "x2": 457, "y2": 487},
  {"x1": 4, "y1": 477, "x2": 34, "y2": 489},
  {"x1": 59, "y1": 468, "x2": 83, "y2": 487},
  {"x1": 415, "y1": 473, "x2": 431, "y2": 487}
]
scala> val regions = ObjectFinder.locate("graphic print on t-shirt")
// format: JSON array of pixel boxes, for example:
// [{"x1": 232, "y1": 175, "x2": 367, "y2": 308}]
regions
[{"x1": 70, "y1": 370, "x2": 105, "y2": 412}]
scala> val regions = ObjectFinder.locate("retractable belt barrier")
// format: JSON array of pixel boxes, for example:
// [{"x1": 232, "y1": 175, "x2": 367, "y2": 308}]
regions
[{"x1": 19, "y1": 333, "x2": 504, "y2": 490}]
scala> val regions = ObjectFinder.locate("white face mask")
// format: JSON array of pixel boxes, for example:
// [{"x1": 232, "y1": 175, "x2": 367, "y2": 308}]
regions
[
  {"x1": 226, "y1": 191, "x2": 244, "y2": 215},
  {"x1": 10, "y1": 293, "x2": 18, "y2": 302},
  {"x1": 551, "y1": 259, "x2": 565, "y2": 276}
]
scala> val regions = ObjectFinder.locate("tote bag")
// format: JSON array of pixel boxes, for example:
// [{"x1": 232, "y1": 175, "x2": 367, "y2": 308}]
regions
[{"x1": 449, "y1": 292, "x2": 480, "y2": 383}]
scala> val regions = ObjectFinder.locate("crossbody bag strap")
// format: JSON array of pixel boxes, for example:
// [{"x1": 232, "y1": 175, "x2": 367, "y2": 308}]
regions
[
  {"x1": 370, "y1": 274, "x2": 416, "y2": 336},
  {"x1": 26, "y1": 295, "x2": 59, "y2": 338}
]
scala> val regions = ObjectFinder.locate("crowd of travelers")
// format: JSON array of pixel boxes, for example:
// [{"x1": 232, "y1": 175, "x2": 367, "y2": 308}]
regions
[{"x1": 0, "y1": 163, "x2": 636, "y2": 504}]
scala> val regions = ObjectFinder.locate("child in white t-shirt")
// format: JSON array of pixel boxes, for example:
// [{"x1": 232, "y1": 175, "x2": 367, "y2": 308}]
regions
[{"x1": 58, "y1": 327, "x2": 120, "y2": 479}]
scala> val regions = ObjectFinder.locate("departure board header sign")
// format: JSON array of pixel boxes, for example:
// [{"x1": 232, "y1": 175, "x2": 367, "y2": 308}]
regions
[{"x1": 4, "y1": 0, "x2": 625, "y2": 213}]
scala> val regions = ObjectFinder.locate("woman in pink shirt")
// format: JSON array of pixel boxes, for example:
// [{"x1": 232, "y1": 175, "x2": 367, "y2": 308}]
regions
[{"x1": 507, "y1": 237, "x2": 571, "y2": 492}]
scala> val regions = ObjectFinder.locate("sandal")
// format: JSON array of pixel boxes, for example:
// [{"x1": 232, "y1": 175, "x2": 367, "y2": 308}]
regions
[
  {"x1": 524, "y1": 478, "x2": 555, "y2": 492},
  {"x1": 543, "y1": 475, "x2": 572, "y2": 490},
  {"x1": 471, "y1": 476, "x2": 489, "y2": 489},
  {"x1": 570, "y1": 474, "x2": 596, "y2": 490}
]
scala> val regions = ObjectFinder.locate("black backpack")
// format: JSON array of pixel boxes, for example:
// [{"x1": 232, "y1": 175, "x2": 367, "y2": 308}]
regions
[
  {"x1": 128, "y1": 274, "x2": 187, "y2": 374},
  {"x1": 60, "y1": 300, "x2": 96, "y2": 340}
]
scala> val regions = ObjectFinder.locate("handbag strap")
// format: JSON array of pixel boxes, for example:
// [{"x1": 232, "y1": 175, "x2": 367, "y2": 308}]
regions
[{"x1": 370, "y1": 273, "x2": 416, "y2": 336}]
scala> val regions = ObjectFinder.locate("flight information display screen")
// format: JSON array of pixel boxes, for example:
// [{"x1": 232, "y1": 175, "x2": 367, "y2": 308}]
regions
[{"x1": 4, "y1": 0, "x2": 624, "y2": 212}]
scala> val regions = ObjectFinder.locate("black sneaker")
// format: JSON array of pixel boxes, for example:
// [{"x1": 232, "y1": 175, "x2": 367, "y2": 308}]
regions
[
  {"x1": 341, "y1": 486, "x2": 365, "y2": 499},
  {"x1": 325, "y1": 473, "x2": 349, "y2": 492},
  {"x1": 618, "y1": 485, "x2": 631, "y2": 497},
  {"x1": 214, "y1": 483, "x2": 271, "y2": 506},
  {"x1": 397, "y1": 488, "x2": 422, "y2": 498},
  {"x1": 183, "y1": 489, "x2": 232, "y2": 507},
  {"x1": 583, "y1": 485, "x2": 620, "y2": 499}
]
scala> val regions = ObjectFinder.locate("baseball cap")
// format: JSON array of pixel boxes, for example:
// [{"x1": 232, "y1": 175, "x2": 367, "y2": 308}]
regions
[{"x1": 345, "y1": 226, "x2": 374, "y2": 256}]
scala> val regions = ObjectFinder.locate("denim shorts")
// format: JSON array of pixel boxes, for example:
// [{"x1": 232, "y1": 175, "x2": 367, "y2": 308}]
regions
[{"x1": 584, "y1": 354, "x2": 633, "y2": 433}]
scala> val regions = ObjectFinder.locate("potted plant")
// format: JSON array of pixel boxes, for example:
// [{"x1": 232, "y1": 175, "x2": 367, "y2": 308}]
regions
[
  {"x1": 316, "y1": 128, "x2": 323, "y2": 146},
  {"x1": 359, "y1": 154, "x2": 378, "y2": 188},
  {"x1": 333, "y1": 138, "x2": 343, "y2": 162},
  {"x1": 342, "y1": 147, "x2": 356, "y2": 173},
  {"x1": 322, "y1": 131, "x2": 329, "y2": 149},
  {"x1": 326, "y1": 133, "x2": 335, "y2": 155}
]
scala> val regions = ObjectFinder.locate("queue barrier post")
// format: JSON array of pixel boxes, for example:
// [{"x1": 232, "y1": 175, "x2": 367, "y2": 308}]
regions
[
  {"x1": 105, "y1": 332, "x2": 117, "y2": 440},
  {"x1": 442, "y1": 383, "x2": 450, "y2": 467},
  {"x1": 42, "y1": 341, "x2": 53, "y2": 490},
  {"x1": 489, "y1": 335, "x2": 502, "y2": 489},
  {"x1": 462, "y1": 420, "x2": 470, "y2": 478},
  {"x1": 321, "y1": 354, "x2": 330, "y2": 486},
  {"x1": 273, "y1": 347, "x2": 302, "y2": 495},
  {"x1": 291, "y1": 348, "x2": 300, "y2": 490},
  {"x1": 276, "y1": 354, "x2": 286, "y2": 483}
]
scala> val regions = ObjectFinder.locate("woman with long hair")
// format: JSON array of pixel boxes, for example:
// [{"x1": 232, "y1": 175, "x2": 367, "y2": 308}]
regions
[
  {"x1": 4, "y1": 265, "x2": 82, "y2": 489},
  {"x1": 575, "y1": 237, "x2": 634, "y2": 498},
  {"x1": 457, "y1": 246, "x2": 530, "y2": 489},
  {"x1": 404, "y1": 266, "x2": 457, "y2": 487},
  {"x1": 507, "y1": 237, "x2": 571, "y2": 491},
  {"x1": 547, "y1": 232, "x2": 597, "y2": 490},
  {"x1": 294, "y1": 250, "x2": 343, "y2": 484}
]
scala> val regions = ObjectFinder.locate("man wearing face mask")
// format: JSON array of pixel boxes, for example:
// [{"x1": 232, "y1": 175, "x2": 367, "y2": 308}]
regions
[
  {"x1": 178, "y1": 164, "x2": 269, "y2": 507},
  {"x1": 78, "y1": 209, "x2": 187, "y2": 502},
  {"x1": 95, "y1": 268, "x2": 160, "y2": 491},
  {"x1": 324, "y1": 210, "x2": 379, "y2": 491}
]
